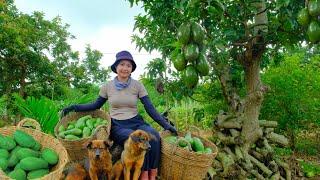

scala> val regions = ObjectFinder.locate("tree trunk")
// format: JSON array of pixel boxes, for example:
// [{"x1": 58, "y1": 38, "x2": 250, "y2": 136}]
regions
[
  {"x1": 241, "y1": 59, "x2": 263, "y2": 151},
  {"x1": 207, "y1": 57, "x2": 243, "y2": 113},
  {"x1": 240, "y1": 0, "x2": 268, "y2": 152},
  {"x1": 2, "y1": 61, "x2": 12, "y2": 122},
  {"x1": 209, "y1": 1, "x2": 294, "y2": 178},
  {"x1": 218, "y1": 65, "x2": 243, "y2": 113},
  {"x1": 19, "y1": 69, "x2": 26, "y2": 98}
]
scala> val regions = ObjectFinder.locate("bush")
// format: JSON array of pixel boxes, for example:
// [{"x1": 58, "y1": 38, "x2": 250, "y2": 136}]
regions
[{"x1": 261, "y1": 52, "x2": 320, "y2": 130}]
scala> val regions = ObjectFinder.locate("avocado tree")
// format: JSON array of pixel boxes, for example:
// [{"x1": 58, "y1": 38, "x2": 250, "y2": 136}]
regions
[{"x1": 128, "y1": 0, "x2": 317, "y2": 178}]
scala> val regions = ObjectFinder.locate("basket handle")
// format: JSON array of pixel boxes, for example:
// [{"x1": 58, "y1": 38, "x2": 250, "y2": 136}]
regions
[
  {"x1": 187, "y1": 125, "x2": 201, "y2": 136},
  {"x1": 93, "y1": 125, "x2": 111, "y2": 140},
  {"x1": 17, "y1": 118, "x2": 41, "y2": 131}
]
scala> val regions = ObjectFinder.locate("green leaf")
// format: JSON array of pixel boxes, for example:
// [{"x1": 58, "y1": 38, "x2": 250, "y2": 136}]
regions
[
  {"x1": 13, "y1": 94, "x2": 59, "y2": 134},
  {"x1": 168, "y1": 41, "x2": 183, "y2": 49},
  {"x1": 210, "y1": 0, "x2": 225, "y2": 13},
  {"x1": 276, "y1": 0, "x2": 290, "y2": 10}
]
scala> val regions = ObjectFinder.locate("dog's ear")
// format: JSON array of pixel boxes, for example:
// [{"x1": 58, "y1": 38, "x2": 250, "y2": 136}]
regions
[
  {"x1": 130, "y1": 135, "x2": 140, "y2": 142},
  {"x1": 86, "y1": 141, "x2": 93, "y2": 149},
  {"x1": 104, "y1": 140, "x2": 113, "y2": 148}
]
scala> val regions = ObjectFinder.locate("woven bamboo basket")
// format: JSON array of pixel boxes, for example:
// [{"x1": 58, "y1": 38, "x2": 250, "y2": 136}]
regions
[
  {"x1": 17, "y1": 117, "x2": 41, "y2": 130},
  {"x1": 0, "y1": 122, "x2": 69, "y2": 180},
  {"x1": 54, "y1": 109, "x2": 111, "y2": 162},
  {"x1": 160, "y1": 131, "x2": 218, "y2": 180}
]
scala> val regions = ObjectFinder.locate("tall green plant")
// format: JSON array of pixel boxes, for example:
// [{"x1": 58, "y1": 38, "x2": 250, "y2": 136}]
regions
[
  {"x1": 13, "y1": 94, "x2": 59, "y2": 134},
  {"x1": 261, "y1": 52, "x2": 320, "y2": 130}
]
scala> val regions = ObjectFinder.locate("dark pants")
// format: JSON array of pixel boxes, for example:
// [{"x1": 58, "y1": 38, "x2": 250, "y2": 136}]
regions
[{"x1": 110, "y1": 115, "x2": 161, "y2": 171}]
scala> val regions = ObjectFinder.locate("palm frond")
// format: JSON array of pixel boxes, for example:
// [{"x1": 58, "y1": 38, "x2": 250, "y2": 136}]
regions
[{"x1": 13, "y1": 94, "x2": 59, "y2": 134}]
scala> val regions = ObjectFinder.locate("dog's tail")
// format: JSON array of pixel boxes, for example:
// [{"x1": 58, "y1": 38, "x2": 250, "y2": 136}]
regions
[
  {"x1": 62, "y1": 162, "x2": 89, "y2": 180},
  {"x1": 61, "y1": 162, "x2": 76, "y2": 179}
]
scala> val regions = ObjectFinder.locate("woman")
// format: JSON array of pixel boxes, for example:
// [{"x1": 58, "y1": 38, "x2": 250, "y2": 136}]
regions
[{"x1": 62, "y1": 50, "x2": 177, "y2": 180}]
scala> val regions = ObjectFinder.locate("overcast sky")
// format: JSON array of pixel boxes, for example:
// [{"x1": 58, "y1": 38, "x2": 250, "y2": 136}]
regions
[{"x1": 14, "y1": 0, "x2": 161, "y2": 79}]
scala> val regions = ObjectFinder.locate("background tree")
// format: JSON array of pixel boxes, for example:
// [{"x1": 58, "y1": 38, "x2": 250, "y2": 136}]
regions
[
  {"x1": 0, "y1": 1, "x2": 110, "y2": 96},
  {"x1": 0, "y1": 1, "x2": 110, "y2": 121},
  {"x1": 261, "y1": 51, "x2": 320, "y2": 147},
  {"x1": 69, "y1": 45, "x2": 110, "y2": 93},
  {"x1": 0, "y1": 1, "x2": 75, "y2": 98}
]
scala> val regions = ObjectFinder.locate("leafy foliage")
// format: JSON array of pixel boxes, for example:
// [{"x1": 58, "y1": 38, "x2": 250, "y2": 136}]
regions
[
  {"x1": 298, "y1": 160, "x2": 320, "y2": 178},
  {"x1": 144, "y1": 58, "x2": 166, "y2": 79},
  {"x1": 127, "y1": 1, "x2": 309, "y2": 134},
  {"x1": 0, "y1": 1, "x2": 111, "y2": 122},
  {"x1": 295, "y1": 139, "x2": 318, "y2": 156},
  {"x1": 129, "y1": 0, "x2": 306, "y2": 64},
  {"x1": 261, "y1": 52, "x2": 320, "y2": 130},
  {"x1": 274, "y1": 147, "x2": 293, "y2": 157},
  {"x1": 0, "y1": 1, "x2": 74, "y2": 97},
  {"x1": 11, "y1": 84, "x2": 107, "y2": 133},
  {"x1": 13, "y1": 94, "x2": 59, "y2": 134},
  {"x1": 71, "y1": 45, "x2": 111, "y2": 90},
  {"x1": 138, "y1": 75, "x2": 227, "y2": 131},
  {"x1": 0, "y1": 95, "x2": 8, "y2": 117},
  {"x1": 58, "y1": 85, "x2": 103, "y2": 108}
]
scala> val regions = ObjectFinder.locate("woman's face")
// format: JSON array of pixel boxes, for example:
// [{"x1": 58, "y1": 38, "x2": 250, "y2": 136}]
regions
[{"x1": 116, "y1": 60, "x2": 133, "y2": 79}]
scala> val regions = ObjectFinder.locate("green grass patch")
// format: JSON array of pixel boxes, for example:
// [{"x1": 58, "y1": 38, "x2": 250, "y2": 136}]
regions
[
  {"x1": 298, "y1": 159, "x2": 320, "y2": 178},
  {"x1": 274, "y1": 147, "x2": 293, "y2": 157},
  {"x1": 295, "y1": 139, "x2": 318, "y2": 156}
]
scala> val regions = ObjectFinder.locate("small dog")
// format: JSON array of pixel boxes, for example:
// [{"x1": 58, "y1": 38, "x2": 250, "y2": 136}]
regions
[
  {"x1": 112, "y1": 130, "x2": 154, "y2": 180},
  {"x1": 86, "y1": 139, "x2": 113, "y2": 180},
  {"x1": 62, "y1": 163, "x2": 89, "y2": 180}
]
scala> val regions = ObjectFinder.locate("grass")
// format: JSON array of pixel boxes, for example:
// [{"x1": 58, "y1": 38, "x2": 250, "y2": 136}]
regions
[
  {"x1": 274, "y1": 147, "x2": 293, "y2": 157},
  {"x1": 298, "y1": 159, "x2": 320, "y2": 178},
  {"x1": 295, "y1": 140, "x2": 318, "y2": 156}
]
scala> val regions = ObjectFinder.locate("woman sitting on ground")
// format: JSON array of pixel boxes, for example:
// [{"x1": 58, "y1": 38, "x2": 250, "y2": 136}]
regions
[{"x1": 62, "y1": 50, "x2": 177, "y2": 180}]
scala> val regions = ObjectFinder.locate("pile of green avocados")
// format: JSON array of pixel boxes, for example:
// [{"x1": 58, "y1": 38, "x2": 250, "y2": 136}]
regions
[
  {"x1": 164, "y1": 132, "x2": 213, "y2": 154},
  {"x1": 171, "y1": 22, "x2": 209, "y2": 88},
  {"x1": 297, "y1": 0, "x2": 320, "y2": 43},
  {"x1": 0, "y1": 130, "x2": 59, "y2": 179}
]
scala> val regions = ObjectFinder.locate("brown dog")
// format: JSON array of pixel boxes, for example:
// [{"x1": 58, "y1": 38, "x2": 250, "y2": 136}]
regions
[
  {"x1": 112, "y1": 130, "x2": 154, "y2": 180},
  {"x1": 87, "y1": 139, "x2": 113, "y2": 180},
  {"x1": 62, "y1": 163, "x2": 89, "y2": 180}
]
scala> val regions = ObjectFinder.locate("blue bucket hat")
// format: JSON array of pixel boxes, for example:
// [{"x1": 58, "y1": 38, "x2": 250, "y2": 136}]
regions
[{"x1": 111, "y1": 50, "x2": 136, "y2": 73}]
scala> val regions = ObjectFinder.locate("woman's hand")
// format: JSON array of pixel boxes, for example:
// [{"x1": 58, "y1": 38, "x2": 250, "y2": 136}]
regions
[
  {"x1": 166, "y1": 125, "x2": 178, "y2": 136},
  {"x1": 60, "y1": 105, "x2": 75, "y2": 117}
]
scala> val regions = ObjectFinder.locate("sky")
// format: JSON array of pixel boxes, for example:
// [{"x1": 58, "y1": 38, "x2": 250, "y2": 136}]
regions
[{"x1": 14, "y1": 0, "x2": 161, "y2": 79}]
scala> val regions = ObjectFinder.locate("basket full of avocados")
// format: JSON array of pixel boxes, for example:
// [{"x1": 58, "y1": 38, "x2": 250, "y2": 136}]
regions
[
  {"x1": 54, "y1": 109, "x2": 111, "y2": 162},
  {"x1": 0, "y1": 121, "x2": 69, "y2": 180},
  {"x1": 160, "y1": 131, "x2": 218, "y2": 180}
]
